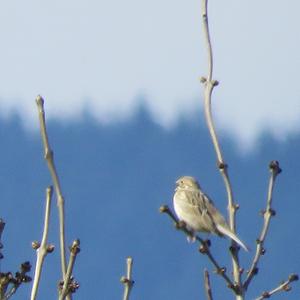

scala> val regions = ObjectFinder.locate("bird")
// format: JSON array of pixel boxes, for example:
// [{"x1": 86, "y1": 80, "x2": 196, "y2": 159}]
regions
[{"x1": 173, "y1": 175, "x2": 248, "y2": 251}]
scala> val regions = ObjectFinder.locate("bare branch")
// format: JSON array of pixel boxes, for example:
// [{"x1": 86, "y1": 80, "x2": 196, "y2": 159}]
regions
[
  {"x1": 255, "y1": 274, "x2": 298, "y2": 300},
  {"x1": 0, "y1": 219, "x2": 5, "y2": 261},
  {"x1": 200, "y1": 0, "x2": 221, "y2": 162},
  {"x1": 200, "y1": 0, "x2": 242, "y2": 296},
  {"x1": 3, "y1": 262, "x2": 32, "y2": 300},
  {"x1": 160, "y1": 205, "x2": 237, "y2": 292},
  {"x1": 30, "y1": 186, "x2": 54, "y2": 300},
  {"x1": 204, "y1": 269, "x2": 213, "y2": 300},
  {"x1": 35, "y1": 96, "x2": 67, "y2": 279},
  {"x1": 59, "y1": 240, "x2": 80, "y2": 300},
  {"x1": 120, "y1": 257, "x2": 134, "y2": 300},
  {"x1": 244, "y1": 161, "x2": 281, "y2": 290}
]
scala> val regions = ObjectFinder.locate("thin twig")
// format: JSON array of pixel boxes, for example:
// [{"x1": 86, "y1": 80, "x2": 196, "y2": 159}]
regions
[
  {"x1": 244, "y1": 161, "x2": 281, "y2": 290},
  {"x1": 59, "y1": 240, "x2": 80, "y2": 300},
  {"x1": 200, "y1": 0, "x2": 242, "y2": 296},
  {"x1": 4, "y1": 286, "x2": 17, "y2": 300},
  {"x1": 120, "y1": 257, "x2": 134, "y2": 300},
  {"x1": 160, "y1": 206, "x2": 236, "y2": 292},
  {"x1": 35, "y1": 96, "x2": 67, "y2": 278},
  {"x1": 4, "y1": 262, "x2": 32, "y2": 300},
  {"x1": 200, "y1": 0, "x2": 220, "y2": 161},
  {"x1": 0, "y1": 219, "x2": 5, "y2": 262},
  {"x1": 255, "y1": 274, "x2": 298, "y2": 300},
  {"x1": 30, "y1": 186, "x2": 54, "y2": 300},
  {"x1": 0, "y1": 220, "x2": 6, "y2": 298},
  {"x1": 204, "y1": 269, "x2": 213, "y2": 300}
]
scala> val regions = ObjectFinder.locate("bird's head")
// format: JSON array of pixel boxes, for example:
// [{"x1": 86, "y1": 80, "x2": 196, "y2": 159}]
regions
[{"x1": 175, "y1": 176, "x2": 200, "y2": 189}]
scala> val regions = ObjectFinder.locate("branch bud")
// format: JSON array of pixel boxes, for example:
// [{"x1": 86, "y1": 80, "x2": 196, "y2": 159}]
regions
[
  {"x1": 216, "y1": 267, "x2": 226, "y2": 275},
  {"x1": 256, "y1": 238, "x2": 262, "y2": 245},
  {"x1": 176, "y1": 220, "x2": 186, "y2": 230},
  {"x1": 200, "y1": 76, "x2": 207, "y2": 83},
  {"x1": 47, "y1": 244, "x2": 55, "y2": 253},
  {"x1": 269, "y1": 160, "x2": 282, "y2": 174},
  {"x1": 260, "y1": 247, "x2": 266, "y2": 255},
  {"x1": 212, "y1": 80, "x2": 219, "y2": 86},
  {"x1": 253, "y1": 267, "x2": 259, "y2": 275},
  {"x1": 289, "y1": 274, "x2": 299, "y2": 282},
  {"x1": 36, "y1": 95, "x2": 44, "y2": 106},
  {"x1": 268, "y1": 209, "x2": 276, "y2": 216},
  {"x1": 159, "y1": 205, "x2": 169, "y2": 213},
  {"x1": 69, "y1": 239, "x2": 80, "y2": 254},
  {"x1": 199, "y1": 245, "x2": 208, "y2": 254},
  {"x1": 218, "y1": 162, "x2": 227, "y2": 170},
  {"x1": 261, "y1": 291, "x2": 270, "y2": 298},
  {"x1": 31, "y1": 241, "x2": 40, "y2": 250}
]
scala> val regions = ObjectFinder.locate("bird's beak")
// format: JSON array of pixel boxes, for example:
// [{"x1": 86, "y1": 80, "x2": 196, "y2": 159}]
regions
[{"x1": 175, "y1": 179, "x2": 182, "y2": 187}]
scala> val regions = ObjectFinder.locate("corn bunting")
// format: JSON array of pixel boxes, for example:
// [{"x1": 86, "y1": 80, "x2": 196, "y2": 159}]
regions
[{"x1": 173, "y1": 176, "x2": 248, "y2": 251}]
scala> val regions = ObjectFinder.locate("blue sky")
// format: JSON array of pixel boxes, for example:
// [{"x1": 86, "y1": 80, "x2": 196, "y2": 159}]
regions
[
  {"x1": 0, "y1": 111, "x2": 300, "y2": 299},
  {"x1": 0, "y1": 1, "x2": 300, "y2": 299},
  {"x1": 0, "y1": 0, "x2": 299, "y2": 149}
]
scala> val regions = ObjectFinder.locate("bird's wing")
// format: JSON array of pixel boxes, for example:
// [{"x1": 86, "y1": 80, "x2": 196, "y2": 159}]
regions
[
  {"x1": 178, "y1": 189, "x2": 249, "y2": 251},
  {"x1": 182, "y1": 190, "x2": 218, "y2": 233},
  {"x1": 198, "y1": 192, "x2": 220, "y2": 233},
  {"x1": 183, "y1": 189, "x2": 206, "y2": 214}
]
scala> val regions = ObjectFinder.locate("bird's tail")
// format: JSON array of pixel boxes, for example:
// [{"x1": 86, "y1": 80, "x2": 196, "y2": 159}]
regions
[{"x1": 216, "y1": 224, "x2": 249, "y2": 252}]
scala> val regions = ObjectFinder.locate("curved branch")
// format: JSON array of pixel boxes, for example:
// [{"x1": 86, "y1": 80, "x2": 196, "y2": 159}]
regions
[
  {"x1": 35, "y1": 96, "x2": 67, "y2": 278},
  {"x1": 244, "y1": 161, "x2": 281, "y2": 290},
  {"x1": 200, "y1": 0, "x2": 242, "y2": 296}
]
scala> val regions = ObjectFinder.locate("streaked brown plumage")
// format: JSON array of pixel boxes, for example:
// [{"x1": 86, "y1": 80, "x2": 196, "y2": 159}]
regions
[{"x1": 173, "y1": 176, "x2": 248, "y2": 251}]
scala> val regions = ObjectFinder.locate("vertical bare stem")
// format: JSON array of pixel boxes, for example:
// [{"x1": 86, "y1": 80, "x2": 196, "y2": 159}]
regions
[
  {"x1": 204, "y1": 269, "x2": 213, "y2": 300},
  {"x1": 120, "y1": 257, "x2": 134, "y2": 300},
  {"x1": 59, "y1": 240, "x2": 80, "y2": 300},
  {"x1": 200, "y1": 0, "x2": 242, "y2": 297},
  {"x1": 35, "y1": 96, "x2": 67, "y2": 277},
  {"x1": 30, "y1": 186, "x2": 54, "y2": 300},
  {"x1": 244, "y1": 161, "x2": 281, "y2": 290}
]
